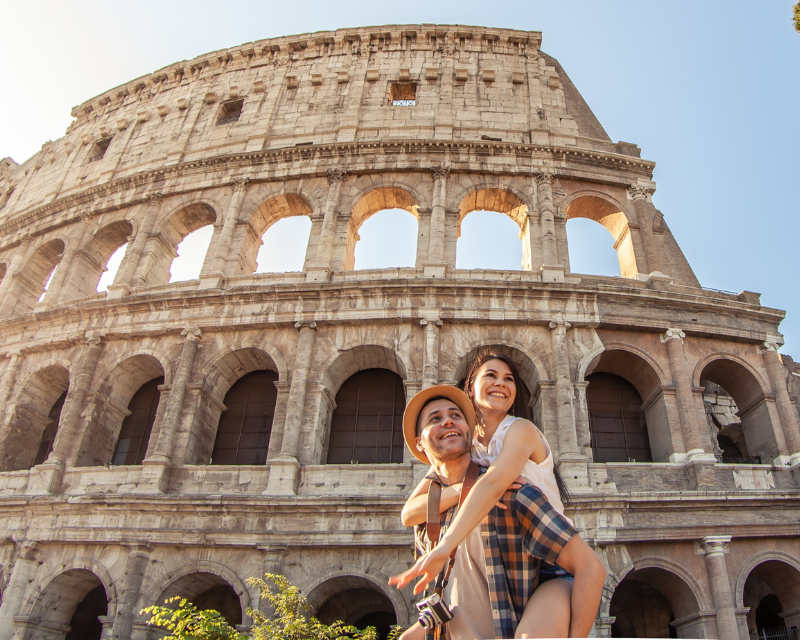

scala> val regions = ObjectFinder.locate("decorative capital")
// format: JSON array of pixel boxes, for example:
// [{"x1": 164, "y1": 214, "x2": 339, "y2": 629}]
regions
[
  {"x1": 78, "y1": 209, "x2": 92, "y2": 223},
  {"x1": 661, "y1": 328, "x2": 685, "y2": 342},
  {"x1": 17, "y1": 540, "x2": 40, "y2": 561},
  {"x1": 294, "y1": 321, "x2": 317, "y2": 331},
  {"x1": 627, "y1": 185, "x2": 654, "y2": 201},
  {"x1": 232, "y1": 177, "x2": 250, "y2": 192},
  {"x1": 548, "y1": 318, "x2": 571, "y2": 331},
  {"x1": 701, "y1": 535, "x2": 731, "y2": 557},
  {"x1": 760, "y1": 333, "x2": 784, "y2": 353},
  {"x1": 326, "y1": 168, "x2": 347, "y2": 185},
  {"x1": 181, "y1": 328, "x2": 203, "y2": 342},
  {"x1": 430, "y1": 163, "x2": 451, "y2": 181},
  {"x1": 144, "y1": 191, "x2": 162, "y2": 206},
  {"x1": 534, "y1": 171, "x2": 555, "y2": 186}
]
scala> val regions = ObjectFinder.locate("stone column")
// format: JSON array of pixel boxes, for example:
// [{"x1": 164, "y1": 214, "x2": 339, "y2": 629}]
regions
[
  {"x1": 424, "y1": 164, "x2": 449, "y2": 277},
  {"x1": 661, "y1": 329, "x2": 717, "y2": 484},
  {"x1": 701, "y1": 535, "x2": 740, "y2": 640},
  {"x1": 29, "y1": 336, "x2": 105, "y2": 495},
  {"x1": 139, "y1": 328, "x2": 202, "y2": 493},
  {"x1": 761, "y1": 334, "x2": 800, "y2": 462},
  {"x1": 204, "y1": 178, "x2": 249, "y2": 286},
  {"x1": 420, "y1": 319, "x2": 442, "y2": 389},
  {"x1": 111, "y1": 544, "x2": 151, "y2": 640},
  {"x1": 0, "y1": 351, "x2": 23, "y2": 416},
  {"x1": 521, "y1": 208, "x2": 543, "y2": 272},
  {"x1": 0, "y1": 236, "x2": 32, "y2": 314},
  {"x1": 627, "y1": 185, "x2": 659, "y2": 275},
  {"x1": 266, "y1": 322, "x2": 317, "y2": 494},
  {"x1": 107, "y1": 193, "x2": 162, "y2": 297},
  {"x1": 256, "y1": 545, "x2": 289, "y2": 615},
  {"x1": 0, "y1": 541, "x2": 39, "y2": 640},
  {"x1": 535, "y1": 172, "x2": 565, "y2": 282},
  {"x1": 548, "y1": 317, "x2": 579, "y2": 457},
  {"x1": 307, "y1": 170, "x2": 346, "y2": 282},
  {"x1": 43, "y1": 213, "x2": 92, "y2": 308}
]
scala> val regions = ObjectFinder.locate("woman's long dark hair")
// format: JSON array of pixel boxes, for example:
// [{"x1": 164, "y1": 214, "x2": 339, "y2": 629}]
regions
[{"x1": 463, "y1": 352, "x2": 570, "y2": 503}]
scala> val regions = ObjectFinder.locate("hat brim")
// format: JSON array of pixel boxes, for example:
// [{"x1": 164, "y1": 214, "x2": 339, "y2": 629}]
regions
[{"x1": 402, "y1": 385, "x2": 477, "y2": 464}]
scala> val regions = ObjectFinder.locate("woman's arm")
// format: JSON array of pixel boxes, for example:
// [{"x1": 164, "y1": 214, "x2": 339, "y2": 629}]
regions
[
  {"x1": 391, "y1": 420, "x2": 542, "y2": 592},
  {"x1": 401, "y1": 477, "x2": 462, "y2": 526}
]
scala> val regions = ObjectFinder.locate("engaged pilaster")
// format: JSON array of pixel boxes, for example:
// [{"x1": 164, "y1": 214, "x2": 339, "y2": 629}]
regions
[
  {"x1": 0, "y1": 235, "x2": 32, "y2": 316},
  {"x1": 267, "y1": 321, "x2": 317, "y2": 494},
  {"x1": 111, "y1": 543, "x2": 152, "y2": 639},
  {"x1": 107, "y1": 192, "x2": 162, "y2": 298},
  {"x1": 535, "y1": 172, "x2": 565, "y2": 282},
  {"x1": 307, "y1": 170, "x2": 346, "y2": 282},
  {"x1": 700, "y1": 535, "x2": 740, "y2": 640},
  {"x1": 0, "y1": 541, "x2": 40, "y2": 640},
  {"x1": 420, "y1": 318, "x2": 442, "y2": 389},
  {"x1": 201, "y1": 178, "x2": 250, "y2": 288},
  {"x1": 760, "y1": 334, "x2": 800, "y2": 464},
  {"x1": 424, "y1": 164, "x2": 450, "y2": 278},
  {"x1": 138, "y1": 328, "x2": 202, "y2": 493}
]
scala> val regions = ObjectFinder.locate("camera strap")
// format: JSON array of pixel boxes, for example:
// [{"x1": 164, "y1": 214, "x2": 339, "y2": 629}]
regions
[{"x1": 425, "y1": 461, "x2": 480, "y2": 597}]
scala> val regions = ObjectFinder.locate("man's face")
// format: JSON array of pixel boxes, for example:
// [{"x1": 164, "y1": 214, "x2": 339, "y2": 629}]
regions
[{"x1": 415, "y1": 398, "x2": 472, "y2": 462}]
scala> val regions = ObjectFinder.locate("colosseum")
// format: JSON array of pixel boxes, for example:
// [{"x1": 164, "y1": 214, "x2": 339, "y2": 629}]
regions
[{"x1": 0, "y1": 23, "x2": 798, "y2": 640}]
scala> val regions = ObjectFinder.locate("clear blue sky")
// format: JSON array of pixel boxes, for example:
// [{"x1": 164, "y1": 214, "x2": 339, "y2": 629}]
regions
[{"x1": 2, "y1": 1, "x2": 798, "y2": 353}]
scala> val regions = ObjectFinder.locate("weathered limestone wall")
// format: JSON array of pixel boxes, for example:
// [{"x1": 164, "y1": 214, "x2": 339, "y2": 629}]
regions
[{"x1": 0, "y1": 24, "x2": 798, "y2": 640}]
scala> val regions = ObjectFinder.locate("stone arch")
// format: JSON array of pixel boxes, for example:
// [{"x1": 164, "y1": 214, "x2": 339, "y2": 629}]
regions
[
  {"x1": 146, "y1": 561, "x2": 252, "y2": 626},
  {"x1": 341, "y1": 185, "x2": 421, "y2": 271},
  {"x1": 456, "y1": 187, "x2": 529, "y2": 229},
  {"x1": 736, "y1": 553, "x2": 800, "y2": 638},
  {"x1": 75, "y1": 353, "x2": 166, "y2": 467},
  {"x1": 5, "y1": 237, "x2": 65, "y2": 315},
  {"x1": 582, "y1": 345, "x2": 670, "y2": 462},
  {"x1": 0, "y1": 363, "x2": 70, "y2": 471},
  {"x1": 66, "y1": 218, "x2": 134, "y2": 300},
  {"x1": 303, "y1": 568, "x2": 412, "y2": 627},
  {"x1": 242, "y1": 192, "x2": 316, "y2": 275},
  {"x1": 21, "y1": 562, "x2": 116, "y2": 638},
  {"x1": 608, "y1": 558, "x2": 709, "y2": 638},
  {"x1": 695, "y1": 354, "x2": 780, "y2": 461},
  {"x1": 565, "y1": 191, "x2": 643, "y2": 279},
  {"x1": 190, "y1": 346, "x2": 282, "y2": 465},
  {"x1": 140, "y1": 201, "x2": 218, "y2": 287},
  {"x1": 320, "y1": 344, "x2": 410, "y2": 396}
]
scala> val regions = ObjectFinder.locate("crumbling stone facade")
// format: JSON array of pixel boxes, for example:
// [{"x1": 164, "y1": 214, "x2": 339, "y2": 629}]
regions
[{"x1": 0, "y1": 24, "x2": 798, "y2": 639}]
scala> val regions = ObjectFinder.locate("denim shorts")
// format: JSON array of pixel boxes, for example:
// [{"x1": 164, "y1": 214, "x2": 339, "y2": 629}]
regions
[{"x1": 539, "y1": 561, "x2": 574, "y2": 583}]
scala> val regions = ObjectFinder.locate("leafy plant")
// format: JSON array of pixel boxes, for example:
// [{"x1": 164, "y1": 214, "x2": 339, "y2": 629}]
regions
[
  {"x1": 141, "y1": 573, "x2": 405, "y2": 640},
  {"x1": 795, "y1": 2, "x2": 800, "y2": 33}
]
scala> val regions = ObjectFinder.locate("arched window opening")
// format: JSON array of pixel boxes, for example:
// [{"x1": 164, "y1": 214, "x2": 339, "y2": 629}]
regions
[
  {"x1": 256, "y1": 216, "x2": 312, "y2": 273},
  {"x1": 65, "y1": 584, "x2": 107, "y2": 640},
  {"x1": 743, "y1": 561, "x2": 800, "y2": 638},
  {"x1": 169, "y1": 224, "x2": 214, "y2": 282},
  {"x1": 317, "y1": 589, "x2": 397, "y2": 639},
  {"x1": 111, "y1": 376, "x2": 163, "y2": 465},
  {"x1": 327, "y1": 369, "x2": 405, "y2": 464},
  {"x1": 699, "y1": 358, "x2": 775, "y2": 463},
  {"x1": 566, "y1": 218, "x2": 619, "y2": 277},
  {"x1": 37, "y1": 263, "x2": 59, "y2": 302},
  {"x1": 701, "y1": 380, "x2": 754, "y2": 463},
  {"x1": 33, "y1": 390, "x2": 67, "y2": 467},
  {"x1": 587, "y1": 372, "x2": 652, "y2": 463},
  {"x1": 96, "y1": 243, "x2": 128, "y2": 292},
  {"x1": 456, "y1": 211, "x2": 522, "y2": 270},
  {"x1": 212, "y1": 370, "x2": 278, "y2": 465},
  {"x1": 0, "y1": 263, "x2": 6, "y2": 285},
  {"x1": 353, "y1": 209, "x2": 417, "y2": 270},
  {"x1": 193, "y1": 584, "x2": 243, "y2": 627},
  {"x1": 610, "y1": 579, "x2": 678, "y2": 638}
]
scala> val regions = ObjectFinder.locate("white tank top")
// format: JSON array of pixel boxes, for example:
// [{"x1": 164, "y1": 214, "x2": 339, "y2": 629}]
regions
[{"x1": 471, "y1": 414, "x2": 572, "y2": 525}]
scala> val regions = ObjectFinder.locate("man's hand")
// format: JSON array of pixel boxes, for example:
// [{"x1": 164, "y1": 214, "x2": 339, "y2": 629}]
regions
[{"x1": 389, "y1": 545, "x2": 452, "y2": 594}]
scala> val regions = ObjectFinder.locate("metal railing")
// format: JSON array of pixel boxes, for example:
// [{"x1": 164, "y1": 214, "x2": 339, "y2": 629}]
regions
[{"x1": 758, "y1": 626, "x2": 790, "y2": 640}]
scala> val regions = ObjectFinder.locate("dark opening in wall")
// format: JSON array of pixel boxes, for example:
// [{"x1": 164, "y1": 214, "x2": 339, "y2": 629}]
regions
[
  {"x1": 33, "y1": 390, "x2": 67, "y2": 467},
  {"x1": 88, "y1": 138, "x2": 112, "y2": 162},
  {"x1": 217, "y1": 99, "x2": 245, "y2": 125},
  {"x1": 389, "y1": 82, "x2": 416, "y2": 106}
]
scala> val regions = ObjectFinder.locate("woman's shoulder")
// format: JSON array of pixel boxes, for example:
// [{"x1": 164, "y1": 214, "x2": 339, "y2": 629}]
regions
[{"x1": 506, "y1": 417, "x2": 542, "y2": 439}]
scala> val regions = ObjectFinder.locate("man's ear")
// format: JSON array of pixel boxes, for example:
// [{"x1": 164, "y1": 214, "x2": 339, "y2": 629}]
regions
[{"x1": 415, "y1": 436, "x2": 424, "y2": 452}]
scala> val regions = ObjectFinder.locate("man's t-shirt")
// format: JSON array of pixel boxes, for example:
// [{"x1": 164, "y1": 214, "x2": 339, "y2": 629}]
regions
[{"x1": 444, "y1": 526, "x2": 495, "y2": 640}]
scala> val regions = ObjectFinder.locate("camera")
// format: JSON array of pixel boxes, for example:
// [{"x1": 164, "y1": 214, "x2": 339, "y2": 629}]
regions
[{"x1": 416, "y1": 592, "x2": 454, "y2": 630}]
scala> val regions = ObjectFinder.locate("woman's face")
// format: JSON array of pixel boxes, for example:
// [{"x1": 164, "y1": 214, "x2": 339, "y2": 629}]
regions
[{"x1": 470, "y1": 358, "x2": 516, "y2": 414}]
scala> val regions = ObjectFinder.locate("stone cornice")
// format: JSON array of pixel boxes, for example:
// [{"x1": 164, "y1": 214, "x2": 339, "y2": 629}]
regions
[{"x1": 0, "y1": 139, "x2": 655, "y2": 246}]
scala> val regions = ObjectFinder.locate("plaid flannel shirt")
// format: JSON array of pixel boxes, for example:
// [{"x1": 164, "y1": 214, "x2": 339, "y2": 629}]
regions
[{"x1": 415, "y1": 468, "x2": 576, "y2": 639}]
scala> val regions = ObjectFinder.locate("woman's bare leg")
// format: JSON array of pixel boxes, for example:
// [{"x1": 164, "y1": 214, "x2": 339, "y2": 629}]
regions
[
  {"x1": 515, "y1": 578, "x2": 573, "y2": 639},
  {"x1": 399, "y1": 621, "x2": 425, "y2": 640}
]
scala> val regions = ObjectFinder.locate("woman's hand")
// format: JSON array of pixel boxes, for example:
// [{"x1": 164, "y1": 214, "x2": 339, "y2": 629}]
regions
[{"x1": 389, "y1": 545, "x2": 452, "y2": 594}]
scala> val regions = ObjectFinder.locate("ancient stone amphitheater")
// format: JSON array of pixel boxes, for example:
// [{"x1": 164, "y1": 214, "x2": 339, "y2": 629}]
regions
[{"x1": 0, "y1": 23, "x2": 798, "y2": 640}]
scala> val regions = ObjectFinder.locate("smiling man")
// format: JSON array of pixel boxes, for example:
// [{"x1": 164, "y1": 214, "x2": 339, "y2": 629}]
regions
[{"x1": 391, "y1": 385, "x2": 606, "y2": 639}]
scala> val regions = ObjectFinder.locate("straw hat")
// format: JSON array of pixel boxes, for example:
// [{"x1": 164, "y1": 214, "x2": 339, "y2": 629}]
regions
[{"x1": 402, "y1": 384, "x2": 477, "y2": 464}]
